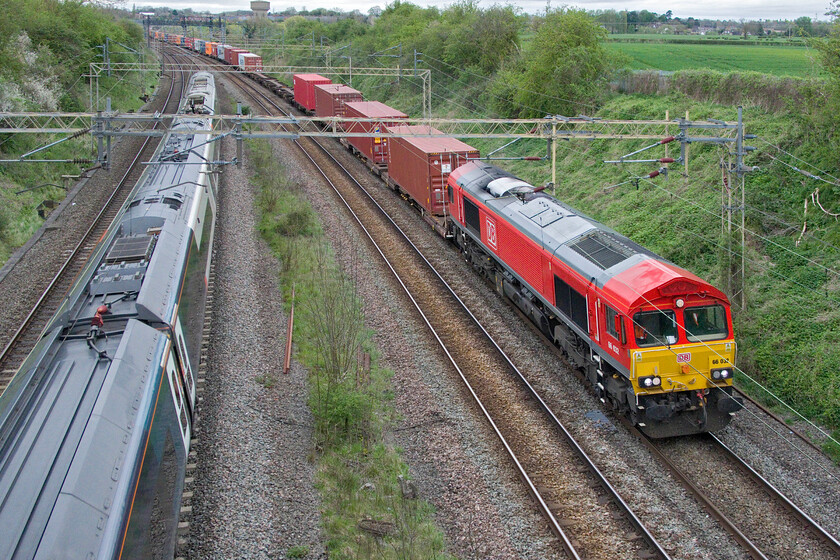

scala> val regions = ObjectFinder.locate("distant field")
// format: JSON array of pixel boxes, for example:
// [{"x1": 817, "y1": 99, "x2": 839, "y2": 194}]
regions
[
  {"x1": 607, "y1": 42, "x2": 821, "y2": 77},
  {"x1": 607, "y1": 33, "x2": 807, "y2": 45}
]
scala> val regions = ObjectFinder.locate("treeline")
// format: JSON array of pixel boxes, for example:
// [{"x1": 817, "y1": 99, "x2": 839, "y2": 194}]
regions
[
  {"x1": 591, "y1": 9, "x2": 831, "y2": 37},
  {"x1": 0, "y1": 1, "x2": 147, "y2": 267},
  {"x1": 261, "y1": 2, "x2": 623, "y2": 119},
  {"x1": 0, "y1": 0, "x2": 143, "y2": 112}
]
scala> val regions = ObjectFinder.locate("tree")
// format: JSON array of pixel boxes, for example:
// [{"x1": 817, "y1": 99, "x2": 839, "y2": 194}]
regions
[
  {"x1": 795, "y1": 16, "x2": 814, "y2": 36},
  {"x1": 511, "y1": 8, "x2": 620, "y2": 118}
]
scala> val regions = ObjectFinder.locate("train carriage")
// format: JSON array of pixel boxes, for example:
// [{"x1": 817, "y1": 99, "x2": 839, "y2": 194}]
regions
[
  {"x1": 343, "y1": 101, "x2": 408, "y2": 169},
  {"x1": 292, "y1": 74, "x2": 331, "y2": 112},
  {"x1": 0, "y1": 72, "x2": 218, "y2": 558}
]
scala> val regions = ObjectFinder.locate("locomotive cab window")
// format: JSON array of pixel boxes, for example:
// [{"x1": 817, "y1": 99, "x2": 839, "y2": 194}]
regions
[
  {"x1": 633, "y1": 309, "x2": 677, "y2": 347},
  {"x1": 684, "y1": 304, "x2": 728, "y2": 342},
  {"x1": 448, "y1": 185, "x2": 453, "y2": 203},
  {"x1": 605, "y1": 305, "x2": 626, "y2": 344}
]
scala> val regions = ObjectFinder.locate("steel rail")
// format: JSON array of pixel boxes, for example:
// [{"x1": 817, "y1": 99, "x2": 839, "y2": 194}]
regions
[
  {"x1": 709, "y1": 433, "x2": 840, "y2": 556},
  {"x1": 733, "y1": 387, "x2": 832, "y2": 458},
  {"x1": 196, "y1": 41, "x2": 840, "y2": 560},
  {"x1": 630, "y1": 426, "x2": 769, "y2": 560}
]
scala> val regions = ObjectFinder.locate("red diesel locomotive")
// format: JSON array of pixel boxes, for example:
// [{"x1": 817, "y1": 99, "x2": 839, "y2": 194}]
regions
[{"x1": 447, "y1": 162, "x2": 742, "y2": 438}]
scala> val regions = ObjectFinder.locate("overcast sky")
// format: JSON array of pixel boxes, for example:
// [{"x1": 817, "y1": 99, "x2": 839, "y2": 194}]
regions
[{"x1": 146, "y1": 0, "x2": 835, "y2": 21}]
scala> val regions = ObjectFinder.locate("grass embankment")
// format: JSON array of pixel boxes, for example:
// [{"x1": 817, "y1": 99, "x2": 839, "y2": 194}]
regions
[
  {"x1": 472, "y1": 94, "x2": 840, "y2": 459},
  {"x1": 249, "y1": 139, "x2": 453, "y2": 559}
]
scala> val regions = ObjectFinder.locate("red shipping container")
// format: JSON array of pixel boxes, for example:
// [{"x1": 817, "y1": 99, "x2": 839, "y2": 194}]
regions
[
  {"x1": 344, "y1": 101, "x2": 408, "y2": 165},
  {"x1": 293, "y1": 74, "x2": 332, "y2": 112},
  {"x1": 225, "y1": 48, "x2": 245, "y2": 66},
  {"x1": 314, "y1": 84, "x2": 363, "y2": 118},
  {"x1": 185, "y1": 37, "x2": 194, "y2": 49},
  {"x1": 386, "y1": 125, "x2": 479, "y2": 216}
]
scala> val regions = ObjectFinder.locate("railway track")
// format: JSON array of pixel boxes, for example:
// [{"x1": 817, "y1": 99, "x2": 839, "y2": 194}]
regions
[
  {"x1": 502, "y1": 289, "x2": 840, "y2": 559},
  {"x1": 0, "y1": 51, "x2": 187, "y2": 391},
  {"x1": 172, "y1": 44, "x2": 840, "y2": 558},
  {"x1": 209, "y1": 55, "x2": 673, "y2": 559},
  {"x1": 639, "y1": 430, "x2": 840, "y2": 560}
]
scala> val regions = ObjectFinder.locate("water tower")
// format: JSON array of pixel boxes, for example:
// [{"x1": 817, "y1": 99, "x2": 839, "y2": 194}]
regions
[{"x1": 251, "y1": 1, "x2": 269, "y2": 18}]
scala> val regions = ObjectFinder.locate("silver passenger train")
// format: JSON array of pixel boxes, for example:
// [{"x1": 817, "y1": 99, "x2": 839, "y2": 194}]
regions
[{"x1": 0, "y1": 71, "x2": 217, "y2": 559}]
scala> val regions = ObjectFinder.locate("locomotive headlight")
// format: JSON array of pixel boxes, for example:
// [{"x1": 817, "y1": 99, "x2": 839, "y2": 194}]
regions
[
  {"x1": 639, "y1": 376, "x2": 661, "y2": 388},
  {"x1": 711, "y1": 368, "x2": 732, "y2": 381}
]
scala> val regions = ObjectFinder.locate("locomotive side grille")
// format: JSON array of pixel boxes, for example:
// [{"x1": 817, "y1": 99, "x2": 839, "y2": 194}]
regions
[
  {"x1": 464, "y1": 197, "x2": 480, "y2": 235},
  {"x1": 569, "y1": 232, "x2": 633, "y2": 270}
]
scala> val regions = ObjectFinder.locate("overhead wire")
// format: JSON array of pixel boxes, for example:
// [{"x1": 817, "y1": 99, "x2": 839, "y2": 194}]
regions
[
  {"x1": 280, "y1": 33, "x2": 840, "y2": 466},
  {"x1": 409, "y1": 39, "x2": 840, "y2": 477},
  {"x1": 634, "y1": 173, "x2": 840, "y2": 281}
]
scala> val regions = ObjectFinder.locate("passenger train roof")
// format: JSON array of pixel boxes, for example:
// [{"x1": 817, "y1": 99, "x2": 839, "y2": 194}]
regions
[{"x1": 0, "y1": 71, "x2": 216, "y2": 558}]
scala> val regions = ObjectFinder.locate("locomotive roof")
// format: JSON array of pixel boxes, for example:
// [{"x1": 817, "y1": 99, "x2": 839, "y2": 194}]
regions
[{"x1": 452, "y1": 161, "x2": 727, "y2": 309}]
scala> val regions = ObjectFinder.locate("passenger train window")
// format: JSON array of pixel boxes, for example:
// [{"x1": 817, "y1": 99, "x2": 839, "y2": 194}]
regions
[
  {"x1": 177, "y1": 333, "x2": 194, "y2": 401},
  {"x1": 166, "y1": 356, "x2": 190, "y2": 450}
]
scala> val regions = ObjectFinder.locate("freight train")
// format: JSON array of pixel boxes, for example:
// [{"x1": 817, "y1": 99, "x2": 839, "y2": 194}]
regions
[
  {"x1": 0, "y1": 71, "x2": 217, "y2": 558},
  {"x1": 164, "y1": 36, "x2": 743, "y2": 437}
]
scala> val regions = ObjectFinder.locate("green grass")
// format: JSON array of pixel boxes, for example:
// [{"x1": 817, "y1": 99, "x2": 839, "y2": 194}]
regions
[
  {"x1": 607, "y1": 42, "x2": 822, "y2": 77},
  {"x1": 250, "y1": 138, "x2": 454, "y2": 559}
]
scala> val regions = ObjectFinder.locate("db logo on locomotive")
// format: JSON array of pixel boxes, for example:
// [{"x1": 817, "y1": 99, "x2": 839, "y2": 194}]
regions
[
  {"x1": 676, "y1": 353, "x2": 691, "y2": 363},
  {"x1": 486, "y1": 217, "x2": 498, "y2": 250}
]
